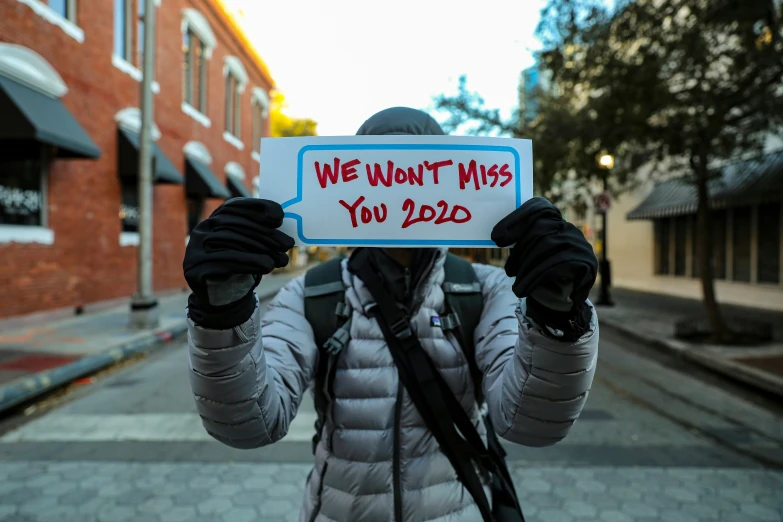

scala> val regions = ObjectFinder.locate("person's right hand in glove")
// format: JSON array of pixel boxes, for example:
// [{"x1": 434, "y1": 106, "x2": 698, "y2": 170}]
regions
[{"x1": 183, "y1": 197, "x2": 294, "y2": 330}]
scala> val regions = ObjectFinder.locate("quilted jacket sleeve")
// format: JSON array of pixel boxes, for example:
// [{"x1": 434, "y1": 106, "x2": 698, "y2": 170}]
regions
[
  {"x1": 472, "y1": 263, "x2": 599, "y2": 447},
  {"x1": 186, "y1": 275, "x2": 318, "y2": 449}
]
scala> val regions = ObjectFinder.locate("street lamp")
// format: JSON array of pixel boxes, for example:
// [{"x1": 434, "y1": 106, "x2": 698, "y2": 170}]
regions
[
  {"x1": 598, "y1": 154, "x2": 614, "y2": 169},
  {"x1": 596, "y1": 153, "x2": 615, "y2": 306}
]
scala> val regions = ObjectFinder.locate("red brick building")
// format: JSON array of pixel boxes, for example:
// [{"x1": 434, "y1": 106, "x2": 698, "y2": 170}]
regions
[{"x1": 0, "y1": 0, "x2": 273, "y2": 319}]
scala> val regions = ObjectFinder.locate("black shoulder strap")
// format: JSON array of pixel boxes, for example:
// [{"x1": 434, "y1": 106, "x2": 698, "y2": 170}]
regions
[
  {"x1": 304, "y1": 258, "x2": 350, "y2": 454},
  {"x1": 442, "y1": 253, "x2": 524, "y2": 521},
  {"x1": 355, "y1": 261, "x2": 499, "y2": 522},
  {"x1": 442, "y1": 253, "x2": 484, "y2": 402}
]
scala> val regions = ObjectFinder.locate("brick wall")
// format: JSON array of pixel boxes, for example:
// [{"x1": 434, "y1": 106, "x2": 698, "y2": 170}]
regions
[{"x1": 0, "y1": 0, "x2": 272, "y2": 318}]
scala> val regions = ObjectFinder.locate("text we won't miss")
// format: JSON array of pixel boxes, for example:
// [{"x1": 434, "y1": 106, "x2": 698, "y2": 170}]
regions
[{"x1": 314, "y1": 157, "x2": 513, "y2": 229}]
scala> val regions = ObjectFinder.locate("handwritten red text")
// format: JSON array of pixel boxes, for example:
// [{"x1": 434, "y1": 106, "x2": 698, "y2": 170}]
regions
[
  {"x1": 458, "y1": 161, "x2": 513, "y2": 190},
  {"x1": 315, "y1": 158, "x2": 361, "y2": 189},
  {"x1": 338, "y1": 196, "x2": 388, "y2": 228}
]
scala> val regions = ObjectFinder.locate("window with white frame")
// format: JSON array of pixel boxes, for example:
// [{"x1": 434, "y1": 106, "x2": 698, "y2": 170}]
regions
[
  {"x1": 182, "y1": 9, "x2": 216, "y2": 117},
  {"x1": 183, "y1": 29, "x2": 207, "y2": 113},
  {"x1": 15, "y1": 0, "x2": 82, "y2": 42},
  {"x1": 119, "y1": 180, "x2": 138, "y2": 233},
  {"x1": 224, "y1": 57, "x2": 247, "y2": 139},
  {"x1": 136, "y1": 0, "x2": 145, "y2": 67},
  {"x1": 114, "y1": 0, "x2": 146, "y2": 67},
  {"x1": 48, "y1": 0, "x2": 77, "y2": 22},
  {"x1": 0, "y1": 151, "x2": 49, "y2": 227},
  {"x1": 252, "y1": 88, "x2": 270, "y2": 154}
]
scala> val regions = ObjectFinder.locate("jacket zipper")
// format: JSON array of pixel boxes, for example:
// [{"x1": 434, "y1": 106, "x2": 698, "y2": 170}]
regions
[
  {"x1": 393, "y1": 381, "x2": 403, "y2": 522},
  {"x1": 308, "y1": 461, "x2": 329, "y2": 522}
]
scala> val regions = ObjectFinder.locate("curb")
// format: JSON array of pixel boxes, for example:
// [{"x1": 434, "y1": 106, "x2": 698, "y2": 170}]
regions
[
  {"x1": 0, "y1": 284, "x2": 288, "y2": 415},
  {"x1": 599, "y1": 316, "x2": 783, "y2": 398}
]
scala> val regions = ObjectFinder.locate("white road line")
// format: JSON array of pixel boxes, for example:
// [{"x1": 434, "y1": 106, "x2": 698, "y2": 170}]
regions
[{"x1": 0, "y1": 411, "x2": 318, "y2": 443}]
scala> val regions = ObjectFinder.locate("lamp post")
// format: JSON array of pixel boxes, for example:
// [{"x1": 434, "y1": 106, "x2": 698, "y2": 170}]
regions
[
  {"x1": 596, "y1": 153, "x2": 615, "y2": 306},
  {"x1": 130, "y1": 0, "x2": 159, "y2": 329}
]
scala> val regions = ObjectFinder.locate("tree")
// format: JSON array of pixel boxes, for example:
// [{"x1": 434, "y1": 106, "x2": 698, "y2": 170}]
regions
[
  {"x1": 435, "y1": 76, "x2": 593, "y2": 202},
  {"x1": 270, "y1": 92, "x2": 318, "y2": 137},
  {"x1": 435, "y1": 63, "x2": 642, "y2": 210},
  {"x1": 534, "y1": 0, "x2": 783, "y2": 342}
]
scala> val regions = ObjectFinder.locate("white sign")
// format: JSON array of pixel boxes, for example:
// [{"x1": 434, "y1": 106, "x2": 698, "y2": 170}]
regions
[{"x1": 258, "y1": 135, "x2": 533, "y2": 248}]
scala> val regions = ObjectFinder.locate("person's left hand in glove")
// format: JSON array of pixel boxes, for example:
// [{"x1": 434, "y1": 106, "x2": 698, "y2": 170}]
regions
[{"x1": 491, "y1": 197, "x2": 598, "y2": 342}]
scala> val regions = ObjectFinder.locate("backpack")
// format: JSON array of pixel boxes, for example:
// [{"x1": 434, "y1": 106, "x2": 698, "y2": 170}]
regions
[{"x1": 303, "y1": 252, "x2": 484, "y2": 453}]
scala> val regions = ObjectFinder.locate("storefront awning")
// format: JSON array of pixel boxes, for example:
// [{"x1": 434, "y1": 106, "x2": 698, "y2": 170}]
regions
[
  {"x1": 0, "y1": 75, "x2": 100, "y2": 159},
  {"x1": 186, "y1": 158, "x2": 231, "y2": 199},
  {"x1": 627, "y1": 150, "x2": 783, "y2": 220},
  {"x1": 227, "y1": 175, "x2": 251, "y2": 198},
  {"x1": 118, "y1": 129, "x2": 184, "y2": 184}
]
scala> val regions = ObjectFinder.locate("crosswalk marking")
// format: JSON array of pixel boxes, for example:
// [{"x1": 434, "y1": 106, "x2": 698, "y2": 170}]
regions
[{"x1": 0, "y1": 411, "x2": 319, "y2": 443}]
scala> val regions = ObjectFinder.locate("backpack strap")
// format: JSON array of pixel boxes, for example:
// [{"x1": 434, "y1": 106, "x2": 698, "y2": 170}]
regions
[
  {"x1": 304, "y1": 258, "x2": 350, "y2": 454},
  {"x1": 441, "y1": 252, "x2": 484, "y2": 403},
  {"x1": 442, "y1": 253, "x2": 523, "y2": 519}
]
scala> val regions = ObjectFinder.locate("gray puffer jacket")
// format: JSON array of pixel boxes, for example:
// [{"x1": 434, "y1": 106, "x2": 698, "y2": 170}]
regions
[{"x1": 187, "y1": 248, "x2": 599, "y2": 522}]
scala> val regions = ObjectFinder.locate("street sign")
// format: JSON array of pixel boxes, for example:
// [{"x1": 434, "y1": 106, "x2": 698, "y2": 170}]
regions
[{"x1": 595, "y1": 191, "x2": 612, "y2": 213}]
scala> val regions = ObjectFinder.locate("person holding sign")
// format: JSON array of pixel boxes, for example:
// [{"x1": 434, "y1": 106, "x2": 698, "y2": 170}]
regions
[{"x1": 183, "y1": 108, "x2": 599, "y2": 522}]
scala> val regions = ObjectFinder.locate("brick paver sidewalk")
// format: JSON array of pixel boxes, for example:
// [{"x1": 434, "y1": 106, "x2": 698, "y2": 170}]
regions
[{"x1": 592, "y1": 287, "x2": 783, "y2": 397}]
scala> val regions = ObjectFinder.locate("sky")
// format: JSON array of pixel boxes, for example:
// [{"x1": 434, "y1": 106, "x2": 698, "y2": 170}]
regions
[{"x1": 223, "y1": 0, "x2": 548, "y2": 136}]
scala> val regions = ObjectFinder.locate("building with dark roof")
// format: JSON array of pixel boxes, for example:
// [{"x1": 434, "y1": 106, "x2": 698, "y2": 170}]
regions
[
  {"x1": 0, "y1": 0, "x2": 273, "y2": 319},
  {"x1": 606, "y1": 147, "x2": 783, "y2": 311}
]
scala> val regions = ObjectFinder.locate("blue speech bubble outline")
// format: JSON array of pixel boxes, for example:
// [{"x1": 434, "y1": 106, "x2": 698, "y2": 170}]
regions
[{"x1": 281, "y1": 143, "x2": 522, "y2": 246}]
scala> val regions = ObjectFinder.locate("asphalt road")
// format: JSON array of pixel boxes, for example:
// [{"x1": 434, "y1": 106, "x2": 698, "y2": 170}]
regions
[{"x1": 0, "y1": 300, "x2": 781, "y2": 522}]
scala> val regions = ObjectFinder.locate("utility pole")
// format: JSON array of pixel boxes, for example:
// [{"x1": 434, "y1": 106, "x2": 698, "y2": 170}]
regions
[{"x1": 130, "y1": 0, "x2": 159, "y2": 329}]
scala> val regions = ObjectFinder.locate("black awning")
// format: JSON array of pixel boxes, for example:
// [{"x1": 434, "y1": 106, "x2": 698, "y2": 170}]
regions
[
  {"x1": 186, "y1": 158, "x2": 231, "y2": 199},
  {"x1": 626, "y1": 179, "x2": 699, "y2": 220},
  {"x1": 227, "y1": 176, "x2": 251, "y2": 198},
  {"x1": 118, "y1": 130, "x2": 184, "y2": 184},
  {"x1": 627, "y1": 150, "x2": 783, "y2": 220},
  {"x1": 0, "y1": 75, "x2": 100, "y2": 159}
]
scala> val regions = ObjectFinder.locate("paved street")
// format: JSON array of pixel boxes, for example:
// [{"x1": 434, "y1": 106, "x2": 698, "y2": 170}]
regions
[{"x1": 0, "y1": 300, "x2": 781, "y2": 522}]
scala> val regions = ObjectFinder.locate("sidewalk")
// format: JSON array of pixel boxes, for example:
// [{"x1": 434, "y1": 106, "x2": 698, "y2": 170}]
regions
[
  {"x1": 0, "y1": 268, "x2": 310, "y2": 413},
  {"x1": 593, "y1": 287, "x2": 783, "y2": 397}
]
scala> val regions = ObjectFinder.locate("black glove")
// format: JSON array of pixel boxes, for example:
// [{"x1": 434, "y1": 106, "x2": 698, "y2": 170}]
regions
[
  {"x1": 491, "y1": 197, "x2": 598, "y2": 340},
  {"x1": 183, "y1": 197, "x2": 294, "y2": 330}
]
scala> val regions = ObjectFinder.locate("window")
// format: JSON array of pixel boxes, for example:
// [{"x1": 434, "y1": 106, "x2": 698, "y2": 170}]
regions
[
  {"x1": 183, "y1": 28, "x2": 208, "y2": 114},
  {"x1": 136, "y1": 0, "x2": 145, "y2": 67},
  {"x1": 181, "y1": 9, "x2": 216, "y2": 122},
  {"x1": 252, "y1": 100, "x2": 266, "y2": 153},
  {"x1": 225, "y1": 72, "x2": 241, "y2": 138},
  {"x1": 48, "y1": 0, "x2": 76, "y2": 22},
  {"x1": 0, "y1": 157, "x2": 46, "y2": 227},
  {"x1": 690, "y1": 215, "x2": 699, "y2": 278},
  {"x1": 187, "y1": 197, "x2": 205, "y2": 234},
  {"x1": 113, "y1": 0, "x2": 138, "y2": 65},
  {"x1": 113, "y1": 0, "x2": 145, "y2": 67},
  {"x1": 252, "y1": 88, "x2": 270, "y2": 155},
  {"x1": 713, "y1": 210, "x2": 727, "y2": 280},
  {"x1": 674, "y1": 216, "x2": 688, "y2": 276},
  {"x1": 120, "y1": 181, "x2": 138, "y2": 233},
  {"x1": 655, "y1": 219, "x2": 670, "y2": 275},
  {"x1": 223, "y1": 57, "x2": 248, "y2": 146},
  {"x1": 757, "y1": 202, "x2": 781, "y2": 284},
  {"x1": 732, "y1": 206, "x2": 752, "y2": 282},
  {"x1": 691, "y1": 211, "x2": 728, "y2": 280}
]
